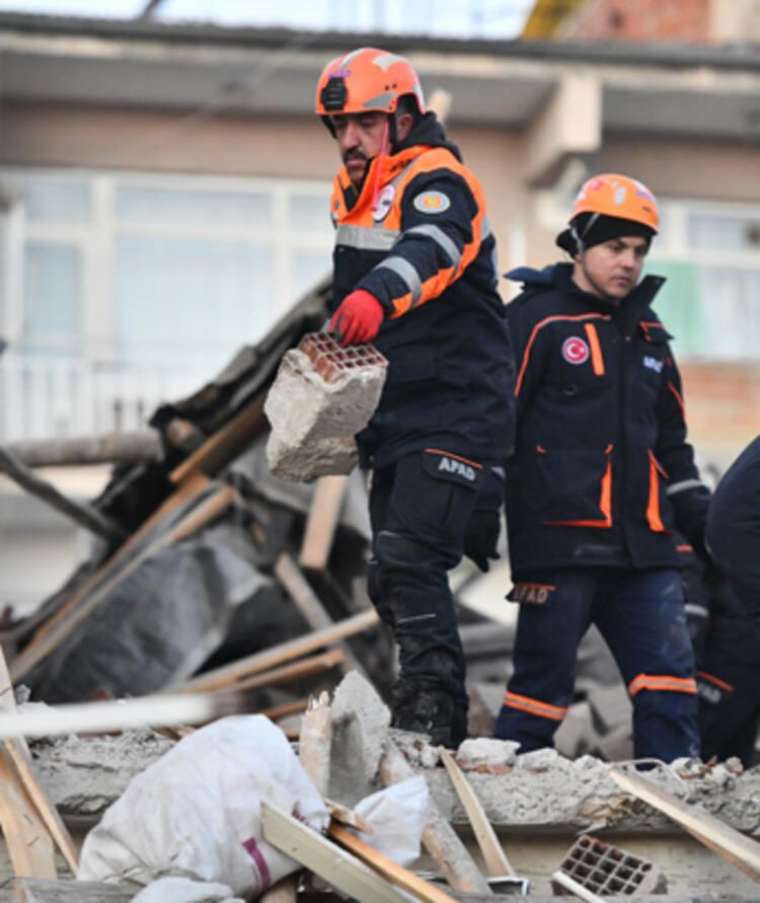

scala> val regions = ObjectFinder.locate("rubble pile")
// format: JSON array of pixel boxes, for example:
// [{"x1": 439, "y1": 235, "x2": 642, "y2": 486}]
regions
[{"x1": 1, "y1": 280, "x2": 760, "y2": 900}]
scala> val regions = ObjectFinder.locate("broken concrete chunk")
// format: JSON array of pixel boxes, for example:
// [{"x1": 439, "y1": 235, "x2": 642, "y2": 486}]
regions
[
  {"x1": 265, "y1": 333, "x2": 388, "y2": 482},
  {"x1": 266, "y1": 432, "x2": 358, "y2": 482},
  {"x1": 515, "y1": 747, "x2": 563, "y2": 770},
  {"x1": 329, "y1": 671, "x2": 391, "y2": 805},
  {"x1": 455, "y1": 737, "x2": 519, "y2": 771},
  {"x1": 389, "y1": 728, "x2": 440, "y2": 769}
]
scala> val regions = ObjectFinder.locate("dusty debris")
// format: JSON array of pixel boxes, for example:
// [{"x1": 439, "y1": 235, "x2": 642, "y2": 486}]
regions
[
  {"x1": 455, "y1": 737, "x2": 520, "y2": 773},
  {"x1": 31, "y1": 728, "x2": 172, "y2": 819}
]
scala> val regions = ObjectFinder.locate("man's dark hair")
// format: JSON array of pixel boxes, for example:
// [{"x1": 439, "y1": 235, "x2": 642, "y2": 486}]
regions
[{"x1": 396, "y1": 94, "x2": 422, "y2": 121}]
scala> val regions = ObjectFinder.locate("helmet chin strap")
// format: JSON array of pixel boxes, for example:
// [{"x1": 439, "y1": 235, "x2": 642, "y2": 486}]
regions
[{"x1": 370, "y1": 116, "x2": 391, "y2": 215}]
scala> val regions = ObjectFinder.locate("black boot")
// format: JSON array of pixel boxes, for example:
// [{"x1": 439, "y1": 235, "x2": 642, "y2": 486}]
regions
[{"x1": 391, "y1": 680, "x2": 458, "y2": 748}]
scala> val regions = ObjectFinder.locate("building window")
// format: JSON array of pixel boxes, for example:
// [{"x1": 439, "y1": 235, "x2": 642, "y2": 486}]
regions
[
  {"x1": 0, "y1": 169, "x2": 332, "y2": 376},
  {"x1": 647, "y1": 201, "x2": 760, "y2": 361},
  {"x1": 0, "y1": 169, "x2": 332, "y2": 439}
]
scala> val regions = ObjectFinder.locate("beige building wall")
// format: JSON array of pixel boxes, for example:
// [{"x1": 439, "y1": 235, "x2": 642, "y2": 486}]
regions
[{"x1": 3, "y1": 101, "x2": 756, "y2": 468}]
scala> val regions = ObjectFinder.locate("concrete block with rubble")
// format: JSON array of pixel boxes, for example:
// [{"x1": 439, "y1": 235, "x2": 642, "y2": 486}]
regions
[{"x1": 265, "y1": 332, "x2": 388, "y2": 482}]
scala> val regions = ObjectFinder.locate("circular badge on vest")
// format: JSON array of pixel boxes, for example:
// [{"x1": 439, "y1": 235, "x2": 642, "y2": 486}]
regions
[
  {"x1": 562, "y1": 336, "x2": 590, "y2": 365},
  {"x1": 413, "y1": 190, "x2": 451, "y2": 214},
  {"x1": 373, "y1": 184, "x2": 395, "y2": 222}
]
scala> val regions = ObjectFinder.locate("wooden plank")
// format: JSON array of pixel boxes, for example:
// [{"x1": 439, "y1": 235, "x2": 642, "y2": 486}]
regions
[
  {"x1": 0, "y1": 749, "x2": 56, "y2": 880},
  {"x1": 0, "y1": 648, "x2": 78, "y2": 874},
  {"x1": 11, "y1": 482, "x2": 233, "y2": 682},
  {"x1": 298, "y1": 475, "x2": 348, "y2": 571},
  {"x1": 0, "y1": 446, "x2": 125, "y2": 543},
  {"x1": 179, "y1": 608, "x2": 379, "y2": 693},
  {"x1": 260, "y1": 699, "x2": 309, "y2": 721},
  {"x1": 231, "y1": 648, "x2": 345, "y2": 693},
  {"x1": 329, "y1": 822, "x2": 461, "y2": 903},
  {"x1": 261, "y1": 690, "x2": 334, "y2": 903},
  {"x1": 5, "y1": 430, "x2": 161, "y2": 468},
  {"x1": 380, "y1": 742, "x2": 492, "y2": 896},
  {"x1": 169, "y1": 392, "x2": 267, "y2": 485},
  {"x1": 299, "y1": 690, "x2": 332, "y2": 794},
  {"x1": 325, "y1": 800, "x2": 374, "y2": 835},
  {"x1": 261, "y1": 801, "x2": 410, "y2": 903},
  {"x1": 274, "y1": 553, "x2": 357, "y2": 674},
  {"x1": 0, "y1": 691, "x2": 241, "y2": 741},
  {"x1": 610, "y1": 767, "x2": 760, "y2": 882},
  {"x1": 19, "y1": 471, "x2": 209, "y2": 650},
  {"x1": 439, "y1": 748, "x2": 515, "y2": 878}
]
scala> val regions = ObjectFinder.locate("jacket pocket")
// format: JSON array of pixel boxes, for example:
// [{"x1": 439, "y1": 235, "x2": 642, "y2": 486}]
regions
[
  {"x1": 530, "y1": 444, "x2": 613, "y2": 528},
  {"x1": 645, "y1": 449, "x2": 671, "y2": 533}
]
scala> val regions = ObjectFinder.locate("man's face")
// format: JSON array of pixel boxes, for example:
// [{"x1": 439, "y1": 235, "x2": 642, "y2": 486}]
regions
[
  {"x1": 574, "y1": 235, "x2": 650, "y2": 300},
  {"x1": 332, "y1": 111, "x2": 389, "y2": 188}
]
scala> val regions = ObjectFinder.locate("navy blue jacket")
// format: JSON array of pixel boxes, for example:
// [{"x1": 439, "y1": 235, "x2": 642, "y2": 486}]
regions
[
  {"x1": 329, "y1": 114, "x2": 514, "y2": 469},
  {"x1": 504, "y1": 263, "x2": 709, "y2": 577},
  {"x1": 706, "y1": 435, "x2": 760, "y2": 614}
]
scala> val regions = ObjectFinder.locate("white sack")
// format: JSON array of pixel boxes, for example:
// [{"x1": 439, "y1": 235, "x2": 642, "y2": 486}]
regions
[{"x1": 79, "y1": 715, "x2": 328, "y2": 898}]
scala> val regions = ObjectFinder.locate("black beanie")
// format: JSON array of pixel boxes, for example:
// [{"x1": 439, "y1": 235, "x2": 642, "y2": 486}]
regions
[{"x1": 556, "y1": 213, "x2": 655, "y2": 256}]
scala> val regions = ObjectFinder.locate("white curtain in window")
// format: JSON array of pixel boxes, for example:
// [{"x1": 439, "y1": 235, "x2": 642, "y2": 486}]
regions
[{"x1": 114, "y1": 235, "x2": 273, "y2": 376}]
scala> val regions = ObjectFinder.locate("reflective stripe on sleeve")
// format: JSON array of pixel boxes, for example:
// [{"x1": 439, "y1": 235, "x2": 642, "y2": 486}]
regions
[
  {"x1": 406, "y1": 224, "x2": 463, "y2": 268},
  {"x1": 666, "y1": 479, "x2": 706, "y2": 497},
  {"x1": 373, "y1": 256, "x2": 422, "y2": 305},
  {"x1": 335, "y1": 224, "x2": 400, "y2": 251}
]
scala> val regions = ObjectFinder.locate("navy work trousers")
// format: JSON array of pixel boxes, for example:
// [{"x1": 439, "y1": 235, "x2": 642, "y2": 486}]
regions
[
  {"x1": 698, "y1": 612, "x2": 760, "y2": 766},
  {"x1": 368, "y1": 449, "x2": 483, "y2": 727},
  {"x1": 494, "y1": 568, "x2": 700, "y2": 762}
]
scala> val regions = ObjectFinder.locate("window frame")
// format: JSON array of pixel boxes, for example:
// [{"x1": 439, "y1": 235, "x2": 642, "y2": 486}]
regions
[{"x1": 0, "y1": 167, "x2": 333, "y2": 366}]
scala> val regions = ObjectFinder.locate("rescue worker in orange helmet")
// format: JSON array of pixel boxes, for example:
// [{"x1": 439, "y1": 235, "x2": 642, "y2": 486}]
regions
[
  {"x1": 494, "y1": 174, "x2": 709, "y2": 762},
  {"x1": 315, "y1": 48, "x2": 514, "y2": 747}
]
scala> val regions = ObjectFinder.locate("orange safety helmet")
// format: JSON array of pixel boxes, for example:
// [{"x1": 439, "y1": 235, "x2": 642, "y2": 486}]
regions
[
  {"x1": 570, "y1": 173, "x2": 660, "y2": 233},
  {"x1": 315, "y1": 47, "x2": 425, "y2": 127}
]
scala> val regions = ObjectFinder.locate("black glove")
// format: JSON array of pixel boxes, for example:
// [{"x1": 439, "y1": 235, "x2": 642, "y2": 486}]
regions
[{"x1": 463, "y1": 509, "x2": 501, "y2": 573}]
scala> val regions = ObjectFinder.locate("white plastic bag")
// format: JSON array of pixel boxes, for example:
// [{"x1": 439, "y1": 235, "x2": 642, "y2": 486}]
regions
[
  {"x1": 79, "y1": 715, "x2": 328, "y2": 898},
  {"x1": 353, "y1": 776, "x2": 429, "y2": 866}
]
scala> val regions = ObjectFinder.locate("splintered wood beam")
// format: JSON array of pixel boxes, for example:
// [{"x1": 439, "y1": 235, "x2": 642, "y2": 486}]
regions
[
  {"x1": 261, "y1": 802, "x2": 410, "y2": 903},
  {"x1": 259, "y1": 699, "x2": 309, "y2": 722},
  {"x1": 228, "y1": 649, "x2": 345, "y2": 694},
  {"x1": 380, "y1": 742, "x2": 492, "y2": 896},
  {"x1": 0, "y1": 691, "x2": 242, "y2": 741},
  {"x1": 274, "y1": 553, "x2": 357, "y2": 674},
  {"x1": 4, "y1": 431, "x2": 161, "y2": 468},
  {"x1": 328, "y1": 822, "x2": 461, "y2": 903},
  {"x1": 439, "y1": 748, "x2": 515, "y2": 878},
  {"x1": 0, "y1": 750, "x2": 57, "y2": 880},
  {"x1": 0, "y1": 446, "x2": 126, "y2": 543},
  {"x1": 0, "y1": 646, "x2": 78, "y2": 874},
  {"x1": 169, "y1": 393, "x2": 267, "y2": 485},
  {"x1": 298, "y1": 475, "x2": 349, "y2": 571},
  {"x1": 610, "y1": 767, "x2": 760, "y2": 882},
  {"x1": 179, "y1": 609, "x2": 379, "y2": 693},
  {"x1": 18, "y1": 472, "x2": 210, "y2": 654},
  {"x1": 11, "y1": 481, "x2": 233, "y2": 682},
  {"x1": 298, "y1": 691, "x2": 332, "y2": 795}
]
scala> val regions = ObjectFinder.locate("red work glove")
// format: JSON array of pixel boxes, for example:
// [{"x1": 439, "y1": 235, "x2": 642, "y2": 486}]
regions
[{"x1": 329, "y1": 289, "x2": 384, "y2": 347}]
